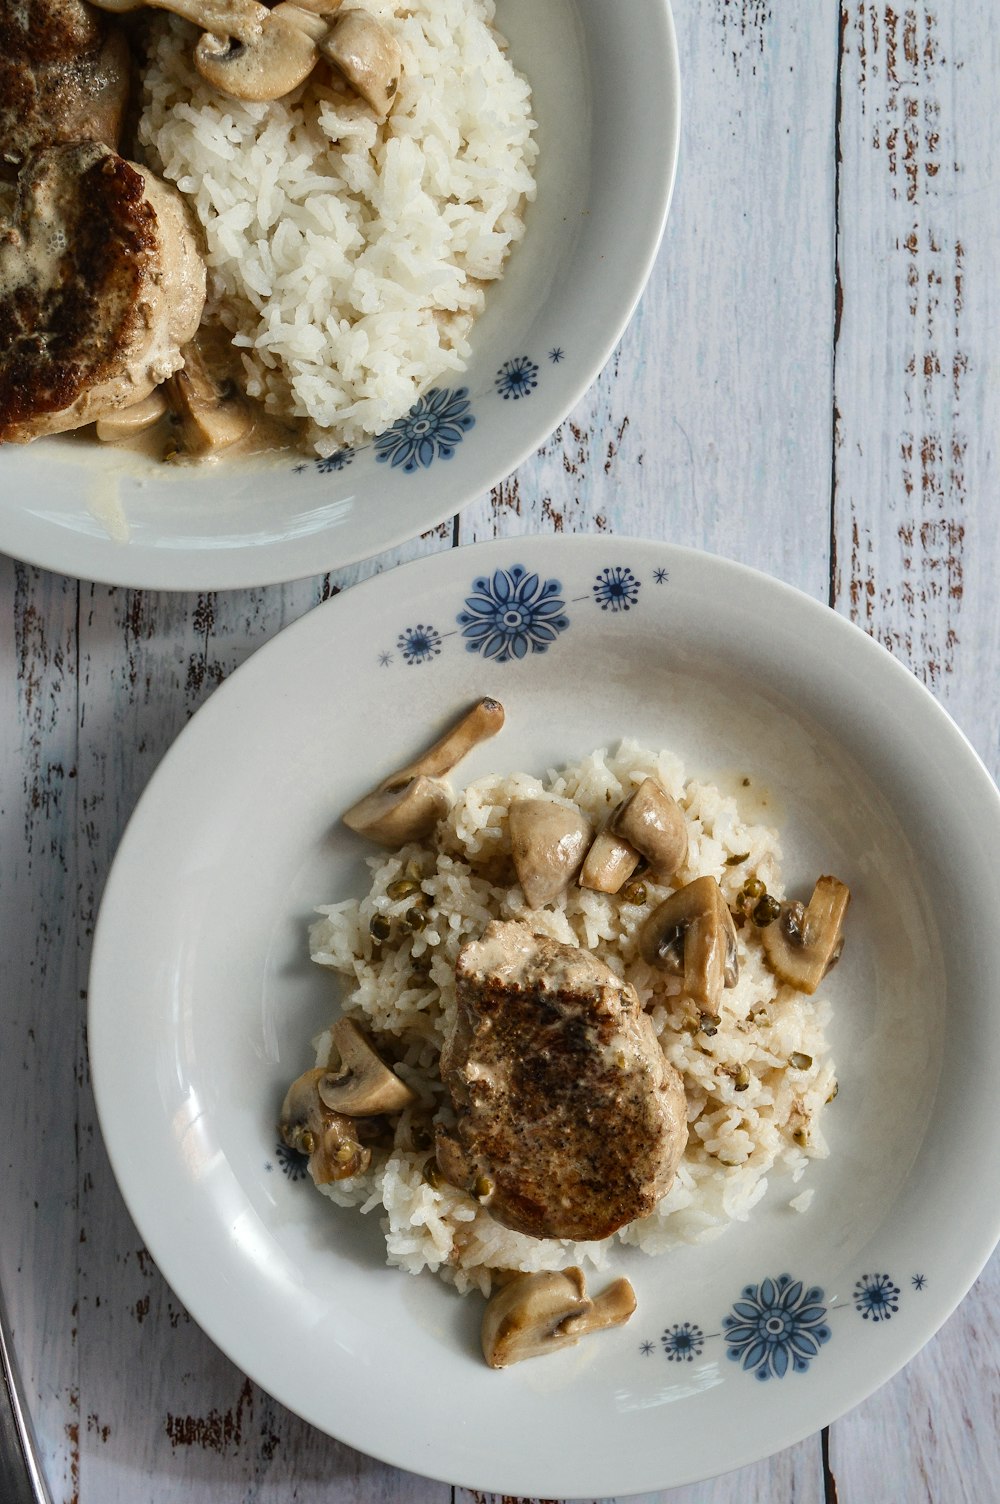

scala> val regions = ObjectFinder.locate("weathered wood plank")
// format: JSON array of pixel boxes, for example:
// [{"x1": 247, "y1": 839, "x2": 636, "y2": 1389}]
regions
[
  {"x1": 832, "y1": 0, "x2": 1000, "y2": 766},
  {"x1": 460, "y1": 0, "x2": 839, "y2": 610},
  {"x1": 829, "y1": 3, "x2": 1000, "y2": 1500}
]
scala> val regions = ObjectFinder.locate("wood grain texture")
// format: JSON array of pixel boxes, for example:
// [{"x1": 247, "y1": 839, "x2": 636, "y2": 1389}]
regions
[{"x1": 1, "y1": 0, "x2": 998, "y2": 1500}]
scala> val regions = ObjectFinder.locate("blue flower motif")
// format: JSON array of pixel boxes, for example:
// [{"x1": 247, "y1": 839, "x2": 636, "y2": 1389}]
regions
[
  {"x1": 397, "y1": 624, "x2": 442, "y2": 665},
  {"x1": 723, "y1": 1274, "x2": 830, "y2": 1380},
  {"x1": 378, "y1": 651, "x2": 393, "y2": 667},
  {"x1": 549, "y1": 347, "x2": 565, "y2": 364},
  {"x1": 653, "y1": 567, "x2": 669, "y2": 584},
  {"x1": 854, "y1": 1274, "x2": 900, "y2": 1322},
  {"x1": 639, "y1": 1340, "x2": 655, "y2": 1356},
  {"x1": 911, "y1": 1273, "x2": 927, "y2": 1291},
  {"x1": 661, "y1": 1322, "x2": 704, "y2": 1363},
  {"x1": 374, "y1": 388, "x2": 474, "y2": 472},
  {"x1": 495, "y1": 356, "x2": 539, "y2": 400},
  {"x1": 458, "y1": 565, "x2": 569, "y2": 663},
  {"x1": 592, "y1": 565, "x2": 641, "y2": 613},
  {"x1": 275, "y1": 1141, "x2": 309, "y2": 1182},
  {"x1": 317, "y1": 446, "x2": 355, "y2": 473}
]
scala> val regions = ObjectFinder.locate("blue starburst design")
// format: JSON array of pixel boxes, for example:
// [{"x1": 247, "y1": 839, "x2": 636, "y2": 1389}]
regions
[
  {"x1": 723, "y1": 1274, "x2": 831, "y2": 1380},
  {"x1": 458, "y1": 565, "x2": 570, "y2": 663},
  {"x1": 397, "y1": 624, "x2": 442, "y2": 665},
  {"x1": 549, "y1": 347, "x2": 565, "y2": 363},
  {"x1": 639, "y1": 1340, "x2": 655, "y2": 1356},
  {"x1": 592, "y1": 565, "x2": 641, "y2": 613},
  {"x1": 495, "y1": 355, "x2": 539, "y2": 400},
  {"x1": 911, "y1": 1273, "x2": 927, "y2": 1291},
  {"x1": 854, "y1": 1274, "x2": 900, "y2": 1322},
  {"x1": 377, "y1": 651, "x2": 393, "y2": 667},
  {"x1": 661, "y1": 1322, "x2": 705, "y2": 1363},
  {"x1": 275, "y1": 1141, "x2": 309, "y2": 1182},
  {"x1": 374, "y1": 388, "x2": 474, "y2": 472},
  {"x1": 317, "y1": 446, "x2": 355, "y2": 473},
  {"x1": 653, "y1": 567, "x2": 669, "y2": 584}
]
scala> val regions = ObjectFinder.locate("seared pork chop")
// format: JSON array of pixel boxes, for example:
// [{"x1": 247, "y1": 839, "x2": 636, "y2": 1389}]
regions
[
  {"x1": 436, "y1": 920, "x2": 688, "y2": 1241},
  {"x1": 0, "y1": 143, "x2": 206, "y2": 442},
  {"x1": 0, "y1": 0, "x2": 131, "y2": 167}
]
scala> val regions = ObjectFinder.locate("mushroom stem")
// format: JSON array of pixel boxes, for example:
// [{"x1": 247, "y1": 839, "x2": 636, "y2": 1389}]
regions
[
  {"x1": 384, "y1": 697, "x2": 505, "y2": 789},
  {"x1": 165, "y1": 343, "x2": 251, "y2": 456},
  {"x1": 639, "y1": 875, "x2": 739, "y2": 1023},
  {"x1": 609, "y1": 777, "x2": 688, "y2": 882},
  {"x1": 342, "y1": 699, "x2": 505, "y2": 847},
  {"x1": 90, "y1": 0, "x2": 269, "y2": 45},
  {"x1": 578, "y1": 828, "x2": 640, "y2": 893},
  {"x1": 480, "y1": 1268, "x2": 637, "y2": 1368},
  {"x1": 760, "y1": 875, "x2": 850, "y2": 994}
]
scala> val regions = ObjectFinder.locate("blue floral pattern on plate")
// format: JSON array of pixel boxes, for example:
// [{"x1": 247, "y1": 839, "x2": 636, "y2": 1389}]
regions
[
  {"x1": 661, "y1": 1322, "x2": 705, "y2": 1362},
  {"x1": 381, "y1": 559, "x2": 654, "y2": 666},
  {"x1": 397, "y1": 624, "x2": 442, "y2": 665},
  {"x1": 723, "y1": 1275, "x2": 831, "y2": 1380},
  {"x1": 457, "y1": 565, "x2": 570, "y2": 663},
  {"x1": 592, "y1": 565, "x2": 641, "y2": 612},
  {"x1": 374, "y1": 388, "x2": 475, "y2": 472},
  {"x1": 640, "y1": 1265, "x2": 925, "y2": 1381},
  {"x1": 495, "y1": 356, "x2": 539, "y2": 400},
  {"x1": 853, "y1": 1274, "x2": 901, "y2": 1322}
]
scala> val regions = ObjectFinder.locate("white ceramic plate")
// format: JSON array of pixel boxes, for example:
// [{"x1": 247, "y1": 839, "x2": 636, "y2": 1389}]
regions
[
  {"x1": 0, "y1": 2, "x2": 679, "y2": 592},
  {"x1": 89, "y1": 537, "x2": 1000, "y2": 1496}
]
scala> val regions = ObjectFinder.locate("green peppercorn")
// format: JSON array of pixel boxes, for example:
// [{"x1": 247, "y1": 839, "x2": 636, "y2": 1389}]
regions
[
  {"x1": 620, "y1": 880, "x2": 648, "y2": 906},
  {"x1": 753, "y1": 894, "x2": 781, "y2": 927},
  {"x1": 743, "y1": 877, "x2": 766, "y2": 900},
  {"x1": 423, "y1": 1162, "x2": 443, "y2": 1189},
  {"x1": 403, "y1": 906, "x2": 427, "y2": 932},
  {"x1": 789, "y1": 1051, "x2": 813, "y2": 1070},
  {"x1": 369, "y1": 914, "x2": 391, "y2": 941},
  {"x1": 386, "y1": 877, "x2": 421, "y2": 900},
  {"x1": 473, "y1": 1174, "x2": 494, "y2": 1200},
  {"x1": 733, "y1": 1064, "x2": 751, "y2": 1092},
  {"x1": 725, "y1": 851, "x2": 751, "y2": 867}
]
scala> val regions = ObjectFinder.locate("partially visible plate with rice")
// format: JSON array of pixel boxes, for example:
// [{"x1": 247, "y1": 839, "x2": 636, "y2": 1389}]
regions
[
  {"x1": 89, "y1": 537, "x2": 1000, "y2": 1495},
  {"x1": 0, "y1": 2, "x2": 680, "y2": 590}
]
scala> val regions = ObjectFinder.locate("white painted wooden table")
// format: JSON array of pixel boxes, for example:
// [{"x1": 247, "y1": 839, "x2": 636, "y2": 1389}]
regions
[{"x1": 2, "y1": 3, "x2": 998, "y2": 1500}]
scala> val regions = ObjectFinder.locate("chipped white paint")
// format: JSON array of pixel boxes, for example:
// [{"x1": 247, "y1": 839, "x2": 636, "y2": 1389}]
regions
[{"x1": 1, "y1": 2, "x2": 998, "y2": 1501}]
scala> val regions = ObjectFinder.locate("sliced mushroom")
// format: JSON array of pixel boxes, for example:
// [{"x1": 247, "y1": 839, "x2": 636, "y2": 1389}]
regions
[
  {"x1": 318, "y1": 1017, "x2": 417, "y2": 1115},
  {"x1": 481, "y1": 1268, "x2": 636, "y2": 1369},
  {"x1": 578, "y1": 828, "x2": 640, "y2": 893},
  {"x1": 639, "y1": 875, "x2": 739, "y2": 1024},
  {"x1": 319, "y1": 8, "x2": 402, "y2": 118},
  {"x1": 342, "y1": 697, "x2": 505, "y2": 847},
  {"x1": 509, "y1": 798, "x2": 592, "y2": 908},
  {"x1": 609, "y1": 777, "x2": 688, "y2": 882},
  {"x1": 165, "y1": 343, "x2": 251, "y2": 455},
  {"x1": 194, "y1": 3, "x2": 324, "y2": 100},
  {"x1": 760, "y1": 875, "x2": 850, "y2": 994},
  {"x1": 278, "y1": 1068, "x2": 371, "y2": 1184},
  {"x1": 95, "y1": 389, "x2": 168, "y2": 443}
]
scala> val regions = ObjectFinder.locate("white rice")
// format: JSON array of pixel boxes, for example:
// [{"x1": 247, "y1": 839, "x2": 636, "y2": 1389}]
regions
[
  {"x1": 308, "y1": 743, "x2": 838, "y2": 1295},
  {"x1": 138, "y1": 0, "x2": 537, "y2": 452}
]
